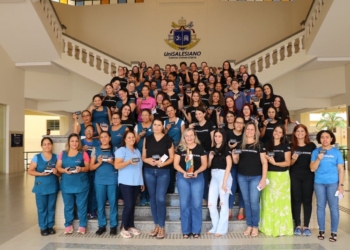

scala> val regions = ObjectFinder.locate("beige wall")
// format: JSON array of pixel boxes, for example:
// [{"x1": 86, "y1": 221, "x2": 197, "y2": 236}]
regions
[
  {"x1": 53, "y1": 0, "x2": 312, "y2": 66},
  {"x1": 0, "y1": 45, "x2": 25, "y2": 174}
]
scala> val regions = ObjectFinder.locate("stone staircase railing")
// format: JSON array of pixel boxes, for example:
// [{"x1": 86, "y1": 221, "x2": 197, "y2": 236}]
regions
[
  {"x1": 231, "y1": 29, "x2": 305, "y2": 75},
  {"x1": 304, "y1": 0, "x2": 325, "y2": 41},
  {"x1": 39, "y1": 0, "x2": 63, "y2": 44}
]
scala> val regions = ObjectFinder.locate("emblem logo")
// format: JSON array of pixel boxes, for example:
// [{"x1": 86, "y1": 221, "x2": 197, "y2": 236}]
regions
[{"x1": 165, "y1": 17, "x2": 200, "y2": 51}]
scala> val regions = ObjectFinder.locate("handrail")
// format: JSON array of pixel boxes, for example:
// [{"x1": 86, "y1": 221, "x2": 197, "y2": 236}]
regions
[
  {"x1": 63, "y1": 33, "x2": 131, "y2": 67},
  {"x1": 23, "y1": 151, "x2": 41, "y2": 170},
  {"x1": 304, "y1": 0, "x2": 325, "y2": 40},
  {"x1": 304, "y1": 0, "x2": 316, "y2": 24},
  {"x1": 46, "y1": 0, "x2": 62, "y2": 27},
  {"x1": 235, "y1": 29, "x2": 304, "y2": 65}
]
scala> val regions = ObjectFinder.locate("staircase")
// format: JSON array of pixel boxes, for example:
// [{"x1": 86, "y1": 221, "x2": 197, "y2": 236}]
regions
[{"x1": 70, "y1": 192, "x2": 245, "y2": 233}]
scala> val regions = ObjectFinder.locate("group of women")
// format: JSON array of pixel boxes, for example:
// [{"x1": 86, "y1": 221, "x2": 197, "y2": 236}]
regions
[{"x1": 28, "y1": 61, "x2": 345, "y2": 243}]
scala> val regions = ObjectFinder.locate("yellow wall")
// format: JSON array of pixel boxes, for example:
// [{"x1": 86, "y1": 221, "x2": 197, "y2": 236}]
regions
[
  {"x1": 0, "y1": 45, "x2": 25, "y2": 174},
  {"x1": 53, "y1": 0, "x2": 312, "y2": 66}
]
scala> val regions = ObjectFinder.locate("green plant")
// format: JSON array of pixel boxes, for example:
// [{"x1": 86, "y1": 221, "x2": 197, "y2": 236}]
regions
[{"x1": 315, "y1": 112, "x2": 346, "y2": 133}]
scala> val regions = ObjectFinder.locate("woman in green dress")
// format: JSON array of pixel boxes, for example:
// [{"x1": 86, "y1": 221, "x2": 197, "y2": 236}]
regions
[{"x1": 259, "y1": 125, "x2": 293, "y2": 236}]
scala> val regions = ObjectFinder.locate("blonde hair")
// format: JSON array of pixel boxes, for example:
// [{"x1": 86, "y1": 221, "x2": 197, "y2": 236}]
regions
[
  {"x1": 178, "y1": 128, "x2": 201, "y2": 151},
  {"x1": 65, "y1": 133, "x2": 83, "y2": 152},
  {"x1": 241, "y1": 122, "x2": 261, "y2": 150}
]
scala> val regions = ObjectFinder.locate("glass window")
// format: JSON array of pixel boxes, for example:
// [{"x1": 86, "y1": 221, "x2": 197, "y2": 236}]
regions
[{"x1": 47, "y1": 120, "x2": 60, "y2": 131}]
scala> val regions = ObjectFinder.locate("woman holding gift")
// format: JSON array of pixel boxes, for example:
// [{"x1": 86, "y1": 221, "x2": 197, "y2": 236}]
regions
[
  {"x1": 174, "y1": 128, "x2": 208, "y2": 238},
  {"x1": 28, "y1": 137, "x2": 60, "y2": 236}
]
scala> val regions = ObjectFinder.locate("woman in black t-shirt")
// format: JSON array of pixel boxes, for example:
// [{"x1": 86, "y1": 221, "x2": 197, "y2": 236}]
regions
[
  {"x1": 207, "y1": 91, "x2": 225, "y2": 127},
  {"x1": 120, "y1": 104, "x2": 136, "y2": 131},
  {"x1": 207, "y1": 129, "x2": 232, "y2": 236},
  {"x1": 260, "y1": 106, "x2": 282, "y2": 145},
  {"x1": 102, "y1": 84, "x2": 120, "y2": 113},
  {"x1": 142, "y1": 118, "x2": 174, "y2": 239},
  {"x1": 182, "y1": 91, "x2": 206, "y2": 124},
  {"x1": 259, "y1": 83, "x2": 275, "y2": 119},
  {"x1": 273, "y1": 95, "x2": 291, "y2": 133},
  {"x1": 232, "y1": 122, "x2": 267, "y2": 237},
  {"x1": 226, "y1": 116, "x2": 245, "y2": 219},
  {"x1": 195, "y1": 82, "x2": 210, "y2": 107},
  {"x1": 290, "y1": 124, "x2": 316, "y2": 236},
  {"x1": 174, "y1": 128, "x2": 207, "y2": 239},
  {"x1": 260, "y1": 125, "x2": 293, "y2": 237}
]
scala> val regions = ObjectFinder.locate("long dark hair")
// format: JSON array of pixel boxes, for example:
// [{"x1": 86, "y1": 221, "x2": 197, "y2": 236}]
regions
[
  {"x1": 121, "y1": 130, "x2": 138, "y2": 149},
  {"x1": 262, "y1": 83, "x2": 275, "y2": 99},
  {"x1": 267, "y1": 125, "x2": 287, "y2": 152},
  {"x1": 213, "y1": 128, "x2": 228, "y2": 160},
  {"x1": 273, "y1": 95, "x2": 291, "y2": 123},
  {"x1": 119, "y1": 104, "x2": 133, "y2": 120},
  {"x1": 245, "y1": 74, "x2": 260, "y2": 89},
  {"x1": 99, "y1": 131, "x2": 113, "y2": 150}
]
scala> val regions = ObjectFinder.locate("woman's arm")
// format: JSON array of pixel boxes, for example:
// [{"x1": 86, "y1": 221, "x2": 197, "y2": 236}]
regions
[
  {"x1": 157, "y1": 144, "x2": 175, "y2": 168},
  {"x1": 337, "y1": 163, "x2": 345, "y2": 194},
  {"x1": 222, "y1": 155, "x2": 233, "y2": 191},
  {"x1": 72, "y1": 114, "x2": 80, "y2": 134},
  {"x1": 182, "y1": 111, "x2": 192, "y2": 123},
  {"x1": 89, "y1": 156, "x2": 101, "y2": 171},
  {"x1": 141, "y1": 139, "x2": 156, "y2": 166},
  {"x1": 267, "y1": 151, "x2": 291, "y2": 168},
  {"x1": 210, "y1": 130, "x2": 215, "y2": 147},
  {"x1": 115, "y1": 158, "x2": 132, "y2": 170},
  {"x1": 173, "y1": 154, "x2": 186, "y2": 174},
  {"x1": 258, "y1": 152, "x2": 268, "y2": 189},
  {"x1": 194, "y1": 155, "x2": 208, "y2": 175},
  {"x1": 107, "y1": 108, "x2": 112, "y2": 125},
  {"x1": 310, "y1": 152, "x2": 324, "y2": 172},
  {"x1": 136, "y1": 99, "x2": 142, "y2": 114},
  {"x1": 28, "y1": 161, "x2": 48, "y2": 177},
  {"x1": 130, "y1": 102, "x2": 136, "y2": 112}
]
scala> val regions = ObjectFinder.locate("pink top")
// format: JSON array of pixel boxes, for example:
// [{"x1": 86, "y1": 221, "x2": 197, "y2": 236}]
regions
[
  {"x1": 58, "y1": 151, "x2": 90, "y2": 162},
  {"x1": 136, "y1": 97, "x2": 156, "y2": 121}
]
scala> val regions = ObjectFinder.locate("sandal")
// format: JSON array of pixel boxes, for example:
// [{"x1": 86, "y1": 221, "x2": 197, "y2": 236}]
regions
[
  {"x1": 120, "y1": 229, "x2": 132, "y2": 238},
  {"x1": 251, "y1": 228, "x2": 259, "y2": 237},
  {"x1": 329, "y1": 233, "x2": 337, "y2": 242},
  {"x1": 244, "y1": 227, "x2": 252, "y2": 236},
  {"x1": 157, "y1": 227, "x2": 165, "y2": 239},
  {"x1": 317, "y1": 231, "x2": 325, "y2": 240},
  {"x1": 149, "y1": 225, "x2": 159, "y2": 237},
  {"x1": 183, "y1": 234, "x2": 190, "y2": 239},
  {"x1": 193, "y1": 234, "x2": 200, "y2": 239},
  {"x1": 128, "y1": 227, "x2": 141, "y2": 236}
]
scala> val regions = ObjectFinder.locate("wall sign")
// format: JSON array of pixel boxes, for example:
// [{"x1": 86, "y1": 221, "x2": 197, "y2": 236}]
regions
[
  {"x1": 11, "y1": 134, "x2": 23, "y2": 147},
  {"x1": 164, "y1": 17, "x2": 201, "y2": 59}
]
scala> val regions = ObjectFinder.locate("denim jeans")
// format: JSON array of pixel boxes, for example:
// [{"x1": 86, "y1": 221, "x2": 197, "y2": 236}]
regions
[
  {"x1": 177, "y1": 172, "x2": 204, "y2": 234},
  {"x1": 208, "y1": 169, "x2": 232, "y2": 234},
  {"x1": 314, "y1": 182, "x2": 339, "y2": 233},
  {"x1": 95, "y1": 183, "x2": 118, "y2": 228},
  {"x1": 229, "y1": 165, "x2": 245, "y2": 209},
  {"x1": 237, "y1": 174, "x2": 261, "y2": 228},
  {"x1": 144, "y1": 168, "x2": 170, "y2": 227}
]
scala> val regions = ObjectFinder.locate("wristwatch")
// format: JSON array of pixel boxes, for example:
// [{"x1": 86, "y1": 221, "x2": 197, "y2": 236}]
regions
[{"x1": 339, "y1": 184, "x2": 344, "y2": 186}]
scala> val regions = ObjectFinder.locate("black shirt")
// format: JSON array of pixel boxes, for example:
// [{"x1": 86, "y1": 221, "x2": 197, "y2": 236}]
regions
[
  {"x1": 261, "y1": 120, "x2": 283, "y2": 145},
  {"x1": 225, "y1": 129, "x2": 243, "y2": 147},
  {"x1": 121, "y1": 119, "x2": 135, "y2": 131},
  {"x1": 206, "y1": 104, "x2": 224, "y2": 126},
  {"x1": 143, "y1": 134, "x2": 173, "y2": 170},
  {"x1": 267, "y1": 143, "x2": 291, "y2": 172},
  {"x1": 259, "y1": 96, "x2": 274, "y2": 119},
  {"x1": 179, "y1": 72, "x2": 192, "y2": 84},
  {"x1": 290, "y1": 143, "x2": 316, "y2": 175},
  {"x1": 175, "y1": 144, "x2": 206, "y2": 172},
  {"x1": 116, "y1": 76, "x2": 128, "y2": 88},
  {"x1": 186, "y1": 106, "x2": 198, "y2": 123},
  {"x1": 167, "y1": 93, "x2": 180, "y2": 110},
  {"x1": 200, "y1": 93, "x2": 210, "y2": 107},
  {"x1": 194, "y1": 120, "x2": 216, "y2": 151},
  {"x1": 210, "y1": 145, "x2": 231, "y2": 170},
  {"x1": 153, "y1": 108, "x2": 168, "y2": 122},
  {"x1": 237, "y1": 141, "x2": 266, "y2": 176},
  {"x1": 102, "y1": 95, "x2": 119, "y2": 110}
]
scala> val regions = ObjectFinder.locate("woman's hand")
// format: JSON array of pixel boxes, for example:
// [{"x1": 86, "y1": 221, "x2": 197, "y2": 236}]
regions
[
  {"x1": 97, "y1": 156, "x2": 103, "y2": 164},
  {"x1": 317, "y1": 152, "x2": 324, "y2": 160},
  {"x1": 64, "y1": 168, "x2": 72, "y2": 174},
  {"x1": 292, "y1": 153, "x2": 299, "y2": 160},
  {"x1": 166, "y1": 124, "x2": 172, "y2": 130},
  {"x1": 41, "y1": 172, "x2": 51, "y2": 176},
  {"x1": 208, "y1": 151, "x2": 214, "y2": 160},
  {"x1": 183, "y1": 172, "x2": 190, "y2": 179},
  {"x1": 192, "y1": 171, "x2": 198, "y2": 178},
  {"x1": 228, "y1": 142, "x2": 238, "y2": 149},
  {"x1": 222, "y1": 185, "x2": 228, "y2": 194},
  {"x1": 74, "y1": 166, "x2": 81, "y2": 173},
  {"x1": 188, "y1": 123, "x2": 196, "y2": 129},
  {"x1": 52, "y1": 168, "x2": 58, "y2": 175},
  {"x1": 338, "y1": 185, "x2": 345, "y2": 195},
  {"x1": 141, "y1": 185, "x2": 145, "y2": 192},
  {"x1": 258, "y1": 178, "x2": 266, "y2": 191},
  {"x1": 266, "y1": 156, "x2": 276, "y2": 165}
]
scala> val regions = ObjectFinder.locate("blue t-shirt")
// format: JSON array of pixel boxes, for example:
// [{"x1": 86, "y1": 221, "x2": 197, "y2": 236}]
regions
[
  {"x1": 311, "y1": 147, "x2": 344, "y2": 184},
  {"x1": 115, "y1": 147, "x2": 143, "y2": 186}
]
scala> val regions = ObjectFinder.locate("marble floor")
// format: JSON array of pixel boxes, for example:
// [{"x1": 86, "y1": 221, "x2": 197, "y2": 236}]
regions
[{"x1": 0, "y1": 171, "x2": 349, "y2": 250}]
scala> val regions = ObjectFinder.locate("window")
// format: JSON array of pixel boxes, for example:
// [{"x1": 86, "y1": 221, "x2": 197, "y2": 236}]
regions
[{"x1": 47, "y1": 120, "x2": 60, "y2": 131}]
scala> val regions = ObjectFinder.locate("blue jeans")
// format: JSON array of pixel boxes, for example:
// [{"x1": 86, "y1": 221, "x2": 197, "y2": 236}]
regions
[
  {"x1": 177, "y1": 172, "x2": 204, "y2": 234},
  {"x1": 237, "y1": 174, "x2": 261, "y2": 228},
  {"x1": 229, "y1": 165, "x2": 245, "y2": 209},
  {"x1": 61, "y1": 190, "x2": 89, "y2": 227},
  {"x1": 314, "y1": 182, "x2": 339, "y2": 233},
  {"x1": 119, "y1": 184, "x2": 140, "y2": 230},
  {"x1": 95, "y1": 183, "x2": 118, "y2": 228},
  {"x1": 144, "y1": 168, "x2": 170, "y2": 227}
]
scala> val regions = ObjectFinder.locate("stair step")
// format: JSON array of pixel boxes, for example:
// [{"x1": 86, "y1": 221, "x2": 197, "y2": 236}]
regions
[
  {"x1": 102, "y1": 205, "x2": 240, "y2": 219},
  {"x1": 73, "y1": 216, "x2": 246, "y2": 233}
]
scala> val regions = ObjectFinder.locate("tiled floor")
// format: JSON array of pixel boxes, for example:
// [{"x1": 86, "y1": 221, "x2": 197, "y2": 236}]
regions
[{"x1": 0, "y1": 170, "x2": 349, "y2": 250}]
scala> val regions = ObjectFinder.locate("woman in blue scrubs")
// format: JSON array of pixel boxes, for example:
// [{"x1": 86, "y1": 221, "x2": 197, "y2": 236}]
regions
[
  {"x1": 56, "y1": 133, "x2": 90, "y2": 235},
  {"x1": 28, "y1": 137, "x2": 60, "y2": 236},
  {"x1": 90, "y1": 131, "x2": 118, "y2": 236}
]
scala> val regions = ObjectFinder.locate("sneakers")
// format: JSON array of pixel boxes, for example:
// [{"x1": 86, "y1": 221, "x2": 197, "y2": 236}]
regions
[
  {"x1": 64, "y1": 225, "x2": 73, "y2": 234},
  {"x1": 303, "y1": 228, "x2": 311, "y2": 236},
  {"x1": 110, "y1": 227, "x2": 117, "y2": 236},
  {"x1": 77, "y1": 227, "x2": 86, "y2": 235},
  {"x1": 294, "y1": 227, "x2": 302, "y2": 236},
  {"x1": 95, "y1": 227, "x2": 106, "y2": 235}
]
